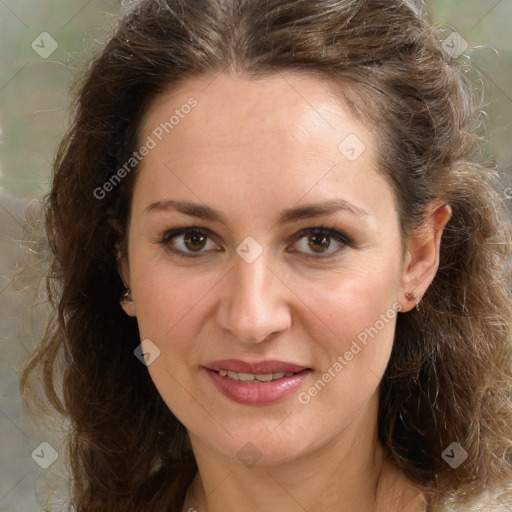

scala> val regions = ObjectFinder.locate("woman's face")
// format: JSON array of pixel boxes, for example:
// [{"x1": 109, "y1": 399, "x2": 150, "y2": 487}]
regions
[{"x1": 121, "y1": 72, "x2": 411, "y2": 465}]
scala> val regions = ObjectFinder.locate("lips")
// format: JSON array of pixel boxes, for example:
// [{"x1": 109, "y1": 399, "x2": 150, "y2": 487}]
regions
[{"x1": 204, "y1": 359, "x2": 312, "y2": 405}]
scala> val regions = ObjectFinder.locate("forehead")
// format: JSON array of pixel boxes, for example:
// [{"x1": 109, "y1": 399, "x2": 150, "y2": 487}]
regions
[
  {"x1": 133, "y1": 72, "x2": 396, "y2": 226},
  {"x1": 139, "y1": 72, "x2": 376, "y2": 171},
  {"x1": 145, "y1": 72, "x2": 366, "y2": 137}
]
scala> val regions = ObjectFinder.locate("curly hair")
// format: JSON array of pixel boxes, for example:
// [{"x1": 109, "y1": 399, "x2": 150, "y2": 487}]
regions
[{"x1": 21, "y1": 0, "x2": 512, "y2": 510}]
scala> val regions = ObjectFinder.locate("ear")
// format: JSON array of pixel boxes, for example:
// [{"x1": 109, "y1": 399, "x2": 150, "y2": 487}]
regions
[
  {"x1": 117, "y1": 248, "x2": 137, "y2": 317},
  {"x1": 399, "y1": 203, "x2": 452, "y2": 312}
]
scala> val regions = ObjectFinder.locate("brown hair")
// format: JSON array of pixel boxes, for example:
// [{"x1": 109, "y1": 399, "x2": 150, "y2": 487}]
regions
[{"x1": 21, "y1": 0, "x2": 512, "y2": 510}]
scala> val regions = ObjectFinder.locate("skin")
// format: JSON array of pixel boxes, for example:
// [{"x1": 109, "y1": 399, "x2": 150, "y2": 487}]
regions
[{"x1": 119, "y1": 71, "x2": 451, "y2": 512}]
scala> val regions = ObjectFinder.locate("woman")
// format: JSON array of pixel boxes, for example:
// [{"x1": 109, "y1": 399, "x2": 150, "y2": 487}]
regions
[{"x1": 21, "y1": 0, "x2": 512, "y2": 510}]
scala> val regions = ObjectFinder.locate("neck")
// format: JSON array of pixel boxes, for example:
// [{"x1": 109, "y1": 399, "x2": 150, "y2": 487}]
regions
[{"x1": 182, "y1": 394, "x2": 423, "y2": 512}]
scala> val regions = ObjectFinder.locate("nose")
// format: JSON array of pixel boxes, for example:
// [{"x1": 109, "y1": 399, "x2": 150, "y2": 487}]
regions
[{"x1": 215, "y1": 250, "x2": 292, "y2": 344}]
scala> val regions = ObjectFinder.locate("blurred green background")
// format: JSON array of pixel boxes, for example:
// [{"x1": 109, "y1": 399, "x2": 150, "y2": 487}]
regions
[{"x1": 0, "y1": 0, "x2": 511, "y2": 510}]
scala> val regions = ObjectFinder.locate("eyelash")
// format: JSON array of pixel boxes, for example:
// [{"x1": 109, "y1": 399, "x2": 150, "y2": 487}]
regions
[{"x1": 156, "y1": 224, "x2": 353, "y2": 260}]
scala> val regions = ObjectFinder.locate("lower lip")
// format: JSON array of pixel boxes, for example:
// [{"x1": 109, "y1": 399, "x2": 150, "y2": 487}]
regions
[{"x1": 205, "y1": 368, "x2": 311, "y2": 405}]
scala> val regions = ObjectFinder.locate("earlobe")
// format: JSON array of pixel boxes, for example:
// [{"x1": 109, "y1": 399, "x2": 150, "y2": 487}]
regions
[
  {"x1": 399, "y1": 203, "x2": 452, "y2": 312},
  {"x1": 120, "y1": 288, "x2": 137, "y2": 317},
  {"x1": 404, "y1": 290, "x2": 421, "y2": 311}
]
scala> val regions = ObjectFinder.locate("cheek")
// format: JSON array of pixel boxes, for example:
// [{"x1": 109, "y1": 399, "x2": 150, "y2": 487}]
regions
[
  {"x1": 299, "y1": 255, "x2": 402, "y2": 342},
  {"x1": 290, "y1": 274, "x2": 399, "y2": 442},
  {"x1": 130, "y1": 258, "x2": 219, "y2": 336},
  {"x1": 294, "y1": 258, "x2": 402, "y2": 396}
]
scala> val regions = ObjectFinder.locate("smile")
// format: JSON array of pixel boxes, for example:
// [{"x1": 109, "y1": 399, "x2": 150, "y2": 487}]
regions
[
  {"x1": 217, "y1": 370, "x2": 297, "y2": 382},
  {"x1": 203, "y1": 360, "x2": 312, "y2": 405}
]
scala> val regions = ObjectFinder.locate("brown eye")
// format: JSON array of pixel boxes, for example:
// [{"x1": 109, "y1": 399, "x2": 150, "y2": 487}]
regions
[
  {"x1": 289, "y1": 226, "x2": 351, "y2": 259},
  {"x1": 183, "y1": 230, "x2": 208, "y2": 251},
  {"x1": 307, "y1": 233, "x2": 331, "y2": 253},
  {"x1": 159, "y1": 227, "x2": 221, "y2": 257}
]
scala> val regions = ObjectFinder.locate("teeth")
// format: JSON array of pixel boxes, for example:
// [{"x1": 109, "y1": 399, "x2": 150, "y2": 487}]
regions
[
  {"x1": 254, "y1": 373, "x2": 273, "y2": 382},
  {"x1": 217, "y1": 370, "x2": 296, "y2": 382}
]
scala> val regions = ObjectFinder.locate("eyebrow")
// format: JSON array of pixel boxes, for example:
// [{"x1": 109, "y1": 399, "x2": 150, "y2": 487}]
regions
[{"x1": 144, "y1": 198, "x2": 369, "y2": 225}]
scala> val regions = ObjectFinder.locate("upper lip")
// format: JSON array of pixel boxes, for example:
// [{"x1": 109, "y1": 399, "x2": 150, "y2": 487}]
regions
[{"x1": 205, "y1": 359, "x2": 309, "y2": 374}]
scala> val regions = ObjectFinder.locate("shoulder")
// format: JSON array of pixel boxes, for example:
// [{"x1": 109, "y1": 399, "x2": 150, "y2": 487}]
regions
[
  {"x1": 435, "y1": 487, "x2": 511, "y2": 512},
  {"x1": 377, "y1": 459, "x2": 511, "y2": 512}
]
